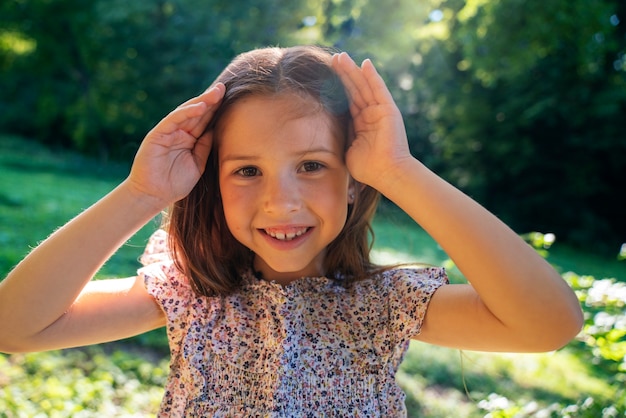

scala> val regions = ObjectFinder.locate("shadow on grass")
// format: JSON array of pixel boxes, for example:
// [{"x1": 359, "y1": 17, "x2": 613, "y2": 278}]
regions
[
  {"x1": 399, "y1": 341, "x2": 620, "y2": 418},
  {"x1": 1, "y1": 156, "x2": 129, "y2": 183},
  {"x1": 0, "y1": 193, "x2": 23, "y2": 208},
  {"x1": 1, "y1": 135, "x2": 131, "y2": 183}
]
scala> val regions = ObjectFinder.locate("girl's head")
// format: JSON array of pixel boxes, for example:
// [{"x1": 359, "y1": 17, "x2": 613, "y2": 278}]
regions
[{"x1": 166, "y1": 45, "x2": 380, "y2": 296}]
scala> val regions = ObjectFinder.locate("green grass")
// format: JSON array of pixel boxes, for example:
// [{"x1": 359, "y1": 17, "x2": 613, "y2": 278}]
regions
[
  {"x1": 1, "y1": 135, "x2": 624, "y2": 417},
  {"x1": 0, "y1": 135, "x2": 157, "y2": 280},
  {"x1": 372, "y1": 201, "x2": 625, "y2": 282}
]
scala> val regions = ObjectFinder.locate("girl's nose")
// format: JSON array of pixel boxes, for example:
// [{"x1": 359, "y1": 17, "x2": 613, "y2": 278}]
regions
[{"x1": 263, "y1": 175, "x2": 302, "y2": 214}]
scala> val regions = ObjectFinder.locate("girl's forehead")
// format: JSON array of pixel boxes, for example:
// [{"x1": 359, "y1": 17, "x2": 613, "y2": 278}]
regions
[
  {"x1": 236, "y1": 92, "x2": 322, "y2": 118},
  {"x1": 217, "y1": 93, "x2": 345, "y2": 149}
]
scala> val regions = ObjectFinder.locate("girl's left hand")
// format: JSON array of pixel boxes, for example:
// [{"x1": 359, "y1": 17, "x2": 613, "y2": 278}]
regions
[
  {"x1": 332, "y1": 53, "x2": 413, "y2": 188},
  {"x1": 334, "y1": 53, "x2": 583, "y2": 354}
]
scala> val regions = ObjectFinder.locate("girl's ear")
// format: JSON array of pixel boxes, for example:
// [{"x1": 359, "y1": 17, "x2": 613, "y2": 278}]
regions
[{"x1": 347, "y1": 179, "x2": 357, "y2": 204}]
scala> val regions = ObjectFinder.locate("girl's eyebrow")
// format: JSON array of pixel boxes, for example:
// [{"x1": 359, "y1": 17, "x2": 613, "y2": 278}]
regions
[
  {"x1": 220, "y1": 154, "x2": 258, "y2": 163},
  {"x1": 297, "y1": 147, "x2": 341, "y2": 157},
  {"x1": 221, "y1": 147, "x2": 340, "y2": 163}
]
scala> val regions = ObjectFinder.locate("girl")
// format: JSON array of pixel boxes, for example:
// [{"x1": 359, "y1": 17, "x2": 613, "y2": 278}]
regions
[{"x1": 0, "y1": 46, "x2": 582, "y2": 416}]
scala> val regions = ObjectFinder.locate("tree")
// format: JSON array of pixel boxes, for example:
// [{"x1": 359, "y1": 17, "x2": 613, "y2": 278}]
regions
[
  {"x1": 0, "y1": 0, "x2": 320, "y2": 160},
  {"x1": 1, "y1": 0, "x2": 623, "y2": 251},
  {"x1": 406, "y1": 0, "x2": 626, "y2": 253}
]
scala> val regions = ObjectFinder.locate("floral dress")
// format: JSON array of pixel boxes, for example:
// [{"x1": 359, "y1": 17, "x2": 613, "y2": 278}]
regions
[{"x1": 139, "y1": 230, "x2": 448, "y2": 417}]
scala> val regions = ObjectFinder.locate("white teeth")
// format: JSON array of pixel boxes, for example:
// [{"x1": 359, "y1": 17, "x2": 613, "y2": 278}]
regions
[{"x1": 266, "y1": 228, "x2": 308, "y2": 241}]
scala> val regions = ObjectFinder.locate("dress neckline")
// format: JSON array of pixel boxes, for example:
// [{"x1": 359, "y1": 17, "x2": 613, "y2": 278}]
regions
[{"x1": 242, "y1": 268, "x2": 345, "y2": 292}]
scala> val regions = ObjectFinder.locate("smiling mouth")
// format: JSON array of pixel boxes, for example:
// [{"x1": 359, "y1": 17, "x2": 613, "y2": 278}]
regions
[{"x1": 263, "y1": 227, "x2": 310, "y2": 241}]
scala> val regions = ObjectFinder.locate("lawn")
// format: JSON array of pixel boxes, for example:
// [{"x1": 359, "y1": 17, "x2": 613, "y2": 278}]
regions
[{"x1": 1, "y1": 135, "x2": 624, "y2": 417}]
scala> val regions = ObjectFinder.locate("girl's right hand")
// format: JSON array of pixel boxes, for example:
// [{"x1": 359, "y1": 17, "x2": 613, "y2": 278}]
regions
[
  {"x1": 127, "y1": 83, "x2": 225, "y2": 209},
  {"x1": 0, "y1": 88, "x2": 229, "y2": 353}
]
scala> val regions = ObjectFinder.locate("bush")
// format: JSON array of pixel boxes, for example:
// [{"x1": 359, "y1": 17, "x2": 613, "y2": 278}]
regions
[
  {"x1": 475, "y1": 233, "x2": 626, "y2": 417},
  {"x1": 0, "y1": 346, "x2": 166, "y2": 417}
]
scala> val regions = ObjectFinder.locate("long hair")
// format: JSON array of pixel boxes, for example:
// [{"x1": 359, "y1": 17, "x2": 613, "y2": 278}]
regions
[{"x1": 165, "y1": 45, "x2": 381, "y2": 296}]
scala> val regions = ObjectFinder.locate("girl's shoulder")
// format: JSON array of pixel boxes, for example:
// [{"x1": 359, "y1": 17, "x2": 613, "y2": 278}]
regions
[
  {"x1": 140, "y1": 229, "x2": 171, "y2": 266},
  {"x1": 137, "y1": 229, "x2": 194, "y2": 310},
  {"x1": 343, "y1": 265, "x2": 448, "y2": 308},
  {"x1": 325, "y1": 265, "x2": 449, "y2": 343},
  {"x1": 367, "y1": 264, "x2": 448, "y2": 290}
]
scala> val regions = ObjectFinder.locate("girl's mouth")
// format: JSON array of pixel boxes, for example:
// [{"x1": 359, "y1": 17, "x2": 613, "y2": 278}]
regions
[{"x1": 263, "y1": 227, "x2": 310, "y2": 241}]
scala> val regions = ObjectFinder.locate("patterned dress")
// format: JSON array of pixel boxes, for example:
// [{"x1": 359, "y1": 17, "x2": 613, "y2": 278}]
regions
[{"x1": 139, "y1": 230, "x2": 448, "y2": 417}]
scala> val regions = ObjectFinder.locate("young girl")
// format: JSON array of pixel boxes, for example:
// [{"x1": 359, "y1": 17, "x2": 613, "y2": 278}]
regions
[{"x1": 0, "y1": 46, "x2": 582, "y2": 416}]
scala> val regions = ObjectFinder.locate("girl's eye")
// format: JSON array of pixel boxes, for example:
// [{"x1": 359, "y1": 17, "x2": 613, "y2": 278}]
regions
[
  {"x1": 236, "y1": 166, "x2": 260, "y2": 177},
  {"x1": 300, "y1": 161, "x2": 324, "y2": 173}
]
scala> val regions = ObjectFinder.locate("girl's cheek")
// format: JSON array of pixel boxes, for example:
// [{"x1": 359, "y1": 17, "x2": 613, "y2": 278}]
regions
[{"x1": 223, "y1": 185, "x2": 259, "y2": 210}]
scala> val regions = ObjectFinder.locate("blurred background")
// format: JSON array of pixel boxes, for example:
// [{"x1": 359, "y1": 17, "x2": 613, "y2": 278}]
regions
[
  {"x1": 1, "y1": 0, "x2": 625, "y2": 416},
  {"x1": 1, "y1": 0, "x2": 624, "y2": 255}
]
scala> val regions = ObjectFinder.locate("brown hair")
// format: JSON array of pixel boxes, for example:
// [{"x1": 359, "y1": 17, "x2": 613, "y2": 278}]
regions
[{"x1": 165, "y1": 45, "x2": 381, "y2": 296}]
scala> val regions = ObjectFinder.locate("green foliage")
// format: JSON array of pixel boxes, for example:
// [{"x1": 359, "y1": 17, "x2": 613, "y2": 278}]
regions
[
  {"x1": 0, "y1": 144, "x2": 625, "y2": 416},
  {"x1": 472, "y1": 272, "x2": 626, "y2": 417},
  {"x1": 0, "y1": 0, "x2": 322, "y2": 160},
  {"x1": 470, "y1": 233, "x2": 625, "y2": 418},
  {"x1": 0, "y1": 346, "x2": 167, "y2": 417},
  {"x1": 403, "y1": 0, "x2": 626, "y2": 252},
  {"x1": 1, "y1": 0, "x2": 625, "y2": 412},
  {"x1": 1, "y1": 0, "x2": 624, "y2": 250},
  {"x1": 570, "y1": 273, "x2": 626, "y2": 373}
]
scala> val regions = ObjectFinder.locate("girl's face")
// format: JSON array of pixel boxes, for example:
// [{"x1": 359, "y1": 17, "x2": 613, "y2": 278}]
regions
[{"x1": 218, "y1": 94, "x2": 354, "y2": 284}]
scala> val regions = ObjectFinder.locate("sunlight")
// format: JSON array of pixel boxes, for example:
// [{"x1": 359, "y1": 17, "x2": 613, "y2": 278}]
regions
[
  {"x1": 371, "y1": 248, "x2": 422, "y2": 265},
  {"x1": 457, "y1": 0, "x2": 490, "y2": 22},
  {"x1": 429, "y1": 9, "x2": 444, "y2": 22},
  {"x1": 0, "y1": 31, "x2": 36, "y2": 55},
  {"x1": 414, "y1": 21, "x2": 449, "y2": 41}
]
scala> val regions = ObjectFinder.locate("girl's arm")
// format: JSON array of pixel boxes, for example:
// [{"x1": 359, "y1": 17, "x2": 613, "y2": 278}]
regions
[
  {"x1": 332, "y1": 53, "x2": 583, "y2": 352},
  {"x1": 0, "y1": 84, "x2": 225, "y2": 353}
]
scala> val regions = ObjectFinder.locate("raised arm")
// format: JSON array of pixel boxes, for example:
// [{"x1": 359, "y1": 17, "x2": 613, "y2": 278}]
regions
[
  {"x1": 0, "y1": 84, "x2": 225, "y2": 353},
  {"x1": 332, "y1": 53, "x2": 582, "y2": 352}
]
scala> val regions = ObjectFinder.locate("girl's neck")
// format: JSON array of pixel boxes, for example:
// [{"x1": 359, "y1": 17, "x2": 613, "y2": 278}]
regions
[{"x1": 252, "y1": 255, "x2": 326, "y2": 285}]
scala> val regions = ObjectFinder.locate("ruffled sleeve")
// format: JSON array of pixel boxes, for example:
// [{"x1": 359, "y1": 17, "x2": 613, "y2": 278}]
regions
[
  {"x1": 139, "y1": 229, "x2": 171, "y2": 266},
  {"x1": 387, "y1": 267, "x2": 448, "y2": 342},
  {"x1": 138, "y1": 230, "x2": 195, "y2": 357}
]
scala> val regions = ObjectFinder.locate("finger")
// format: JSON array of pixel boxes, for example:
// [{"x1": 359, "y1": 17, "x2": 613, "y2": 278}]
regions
[
  {"x1": 152, "y1": 102, "x2": 209, "y2": 139},
  {"x1": 192, "y1": 130, "x2": 213, "y2": 172},
  {"x1": 333, "y1": 53, "x2": 371, "y2": 110},
  {"x1": 176, "y1": 83, "x2": 226, "y2": 133},
  {"x1": 175, "y1": 82, "x2": 225, "y2": 110},
  {"x1": 333, "y1": 52, "x2": 367, "y2": 109},
  {"x1": 360, "y1": 59, "x2": 395, "y2": 105},
  {"x1": 153, "y1": 84, "x2": 225, "y2": 137},
  {"x1": 186, "y1": 83, "x2": 226, "y2": 138},
  {"x1": 332, "y1": 53, "x2": 363, "y2": 106}
]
